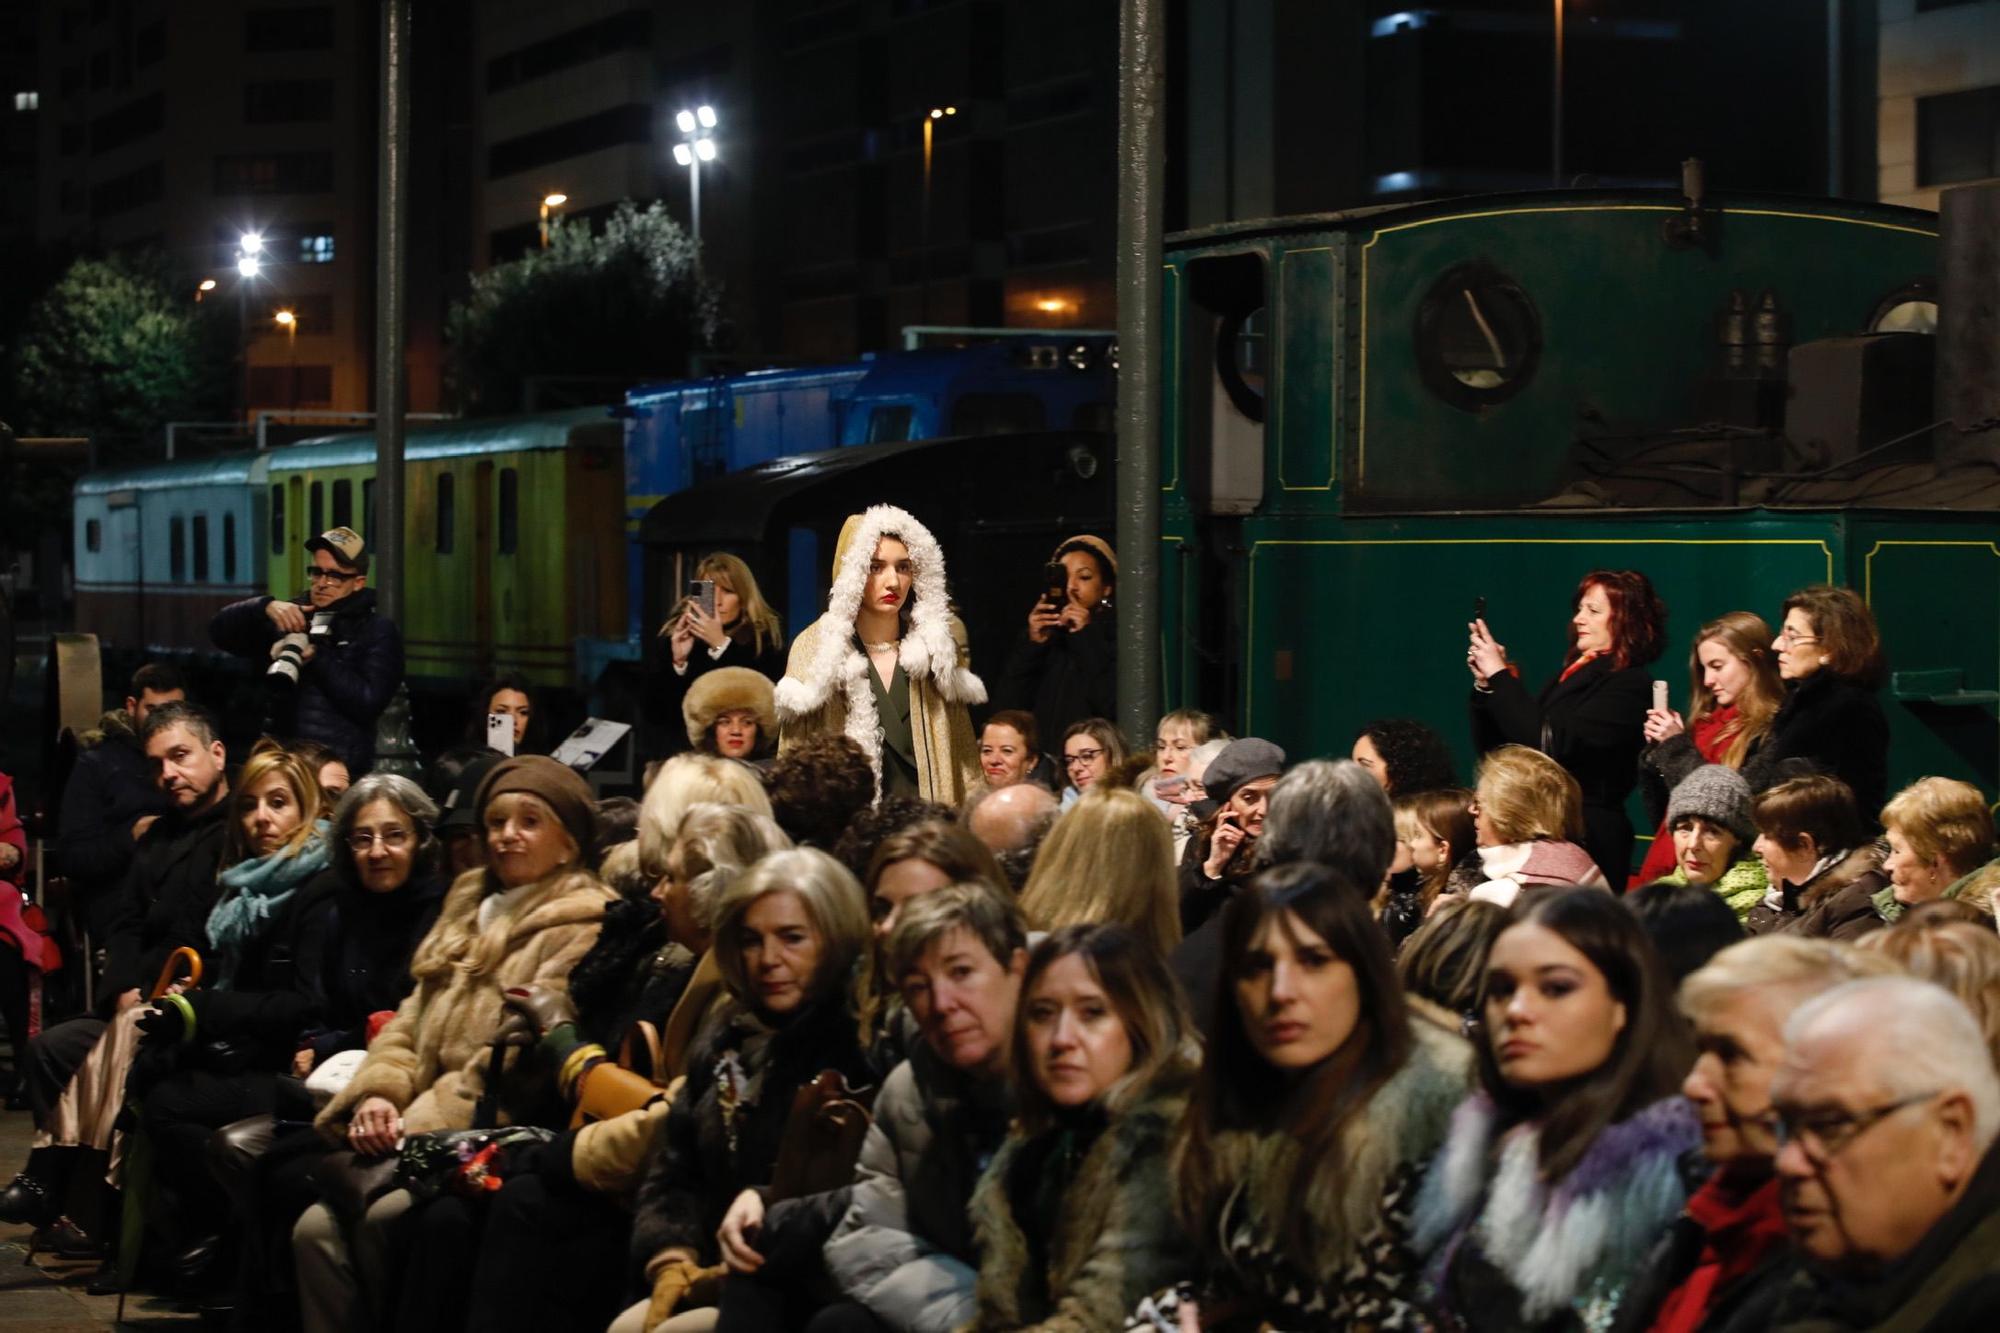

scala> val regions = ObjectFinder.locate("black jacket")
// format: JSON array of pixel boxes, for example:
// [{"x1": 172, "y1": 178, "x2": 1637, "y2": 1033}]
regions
[
  {"x1": 650, "y1": 626, "x2": 786, "y2": 757},
  {"x1": 56, "y1": 712, "x2": 175, "y2": 900},
  {"x1": 999, "y1": 612, "x2": 1117, "y2": 749},
  {"x1": 1743, "y1": 672, "x2": 1889, "y2": 821},
  {"x1": 100, "y1": 794, "x2": 231, "y2": 1007},
  {"x1": 1472, "y1": 657, "x2": 1651, "y2": 886},
  {"x1": 209, "y1": 587, "x2": 404, "y2": 775}
]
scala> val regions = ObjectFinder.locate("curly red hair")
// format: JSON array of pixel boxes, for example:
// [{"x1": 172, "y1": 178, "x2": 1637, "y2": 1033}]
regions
[{"x1": 1568, "y1": 569, "x2": 1667, "y2": 671}]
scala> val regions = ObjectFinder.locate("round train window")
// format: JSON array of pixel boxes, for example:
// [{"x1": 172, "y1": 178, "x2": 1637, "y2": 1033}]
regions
[
  {"x1": 1867, "y1": 279, "x2": 1937, "y2": 336},
  {"x1": 1215, "y1": 306, "x2": 1268, "y2": 422},
  {"x1": 1415, "y1": 263, "x2": 1542, "y2": 410}
]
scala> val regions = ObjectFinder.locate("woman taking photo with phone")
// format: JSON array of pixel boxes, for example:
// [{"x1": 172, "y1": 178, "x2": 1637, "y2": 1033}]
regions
[
  {"x1": 998, "y1": 535, "x2": 1118, "y2": 747},
  {"x1": 1468, "y1": 570, "x2": 1667, "y2": 887},
  {"x1": 655, "y1": 553, "x2": 787, "y2": 756}
]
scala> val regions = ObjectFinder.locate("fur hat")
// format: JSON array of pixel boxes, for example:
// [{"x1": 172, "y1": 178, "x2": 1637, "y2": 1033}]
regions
[
  {"x1": 1666, "y1": 764, "x2": 1755, "y2": 846},
  {"x1": 683, "y1": 667, "x2": 778, "y2": 749},
  {"x1": 474, "y1": 755, "x2": 599, "y2": 852}
]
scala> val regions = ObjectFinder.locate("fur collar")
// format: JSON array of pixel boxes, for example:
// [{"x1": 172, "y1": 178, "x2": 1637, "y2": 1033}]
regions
[
  {"x1": 409, "y1": 865, "x2": 612, "y2": 982},
  {"x1": 1414, "y1": 1093, "x2": 1698, "y2": 1323},
  {"x1": 774, "y1": 504, "x2": 984, "y2": 720}
]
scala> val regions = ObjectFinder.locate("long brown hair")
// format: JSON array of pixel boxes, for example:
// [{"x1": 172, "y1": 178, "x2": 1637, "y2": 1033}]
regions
[
  {"x1": 658, "y1": 552, "x2": 784, "y2": 658},
  {"x1": 1683, "y1": 612, "x2": 1783, "y2": 767}
]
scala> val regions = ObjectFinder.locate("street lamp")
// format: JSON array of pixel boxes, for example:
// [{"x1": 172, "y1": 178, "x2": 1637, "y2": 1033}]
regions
[
  {"x1": 232, "y1": 231, "x2": 265, "y2": 420},
  {"x1": 196, "y1": 277, "x2": 217, "y2": 302},
  {"x1": 671, "y1": 105, "x2": 718, "y2": 246},
  {"x1": 274, "y1": 309, "x2": 298, "y2": 409},
  {"x1": 539, "y1": 191, "x2": 567, "y2": 249},
  {"x1": 921, "y1": 106, "x2": 957, "y2": 322}
]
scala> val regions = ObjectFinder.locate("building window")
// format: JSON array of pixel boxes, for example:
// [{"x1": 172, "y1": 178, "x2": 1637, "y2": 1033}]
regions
[
  {"x1": 90, "y1": 92, "x2": 164, "y2": 154},
  {"x1": 309, "y1": 481, "x2": 324, "y2": 537},
  {"x1": 332, "y1": 478, "x2": 352, "y2": 530},
  {"x1": 498, "y1": 469, "x2": 519, "y2": 555},
  {"x1": 192, "y1": 514, "x2": 210, "y2": 581},
  {"x1": 270, "y1": 484, "x2": 285, "y2": 554},
  {"x1": 12, "y1": 91, "x2": 37, "y2": 112},
  {"x1": 297, "y1": 233, "x2": 334, "y2": 264},
  {"x1": 486, "y1": 10, "x2": 654, "y2": 93},
  {"x1": 223, "y1": 513, "x2": 237, "y2": 581},
  {"x1": 85, "y1": 518, "x2": 102, "y2": 552},
  {"x1": 487, "y1": 103, "x2": 653, "y2": 180},
  {"x1": 169, "y1": 516, "x2": 185, "y2": 581},
  {"x1": 136, "y1": 22, "x2": 165, "y2": 69},
  {"x1": 90, "y1": 162, "x2": 164, "y2": 219},
  {"x1": 244, "y1": 6, "x2": 334, "y2": 53},
  {"x1": 245, "y1": 78, "x2": 334, "y2": 125},
  {"x1": 1918, "y1": 86, "x2": 2000, "y2": 187},
  {"x1": 436, "y1": 473, "x2": 455, "y2": 554},
  {"x1": 214, "y1": 151, "x2": 335, "y2": 196}
]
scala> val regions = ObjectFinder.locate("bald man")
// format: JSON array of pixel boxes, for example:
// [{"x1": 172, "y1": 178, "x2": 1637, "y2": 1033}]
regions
[{"x1": 963, "y1": 782, "x2": 1058, "y2": 893}]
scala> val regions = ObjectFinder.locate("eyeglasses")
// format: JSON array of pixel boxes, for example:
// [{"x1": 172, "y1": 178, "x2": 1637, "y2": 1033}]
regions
[
  {"x1": 1773, "y1": 1090, "x2": 1937, "y2": 1164},
  {"x1": 1776, "y1": 628, "x2": 1820, "y2": 647},
  {"x1": 308, "y1": 568, "x2": 360, "y2": 584},
  {"x1": 1065, "y1": 748, "x2": 1105, "y2": 768},
  {"x1": 347, "y1": 828, "x2": 413, "y2": 852}
]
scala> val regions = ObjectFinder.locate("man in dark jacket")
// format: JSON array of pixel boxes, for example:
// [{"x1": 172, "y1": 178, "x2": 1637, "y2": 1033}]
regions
[
  {"x1": 56, "y1": 661, "x2": 185, "y2": 940},
  {"x1": 208, "y1": 526, "x2": 403, "y2": 776}
]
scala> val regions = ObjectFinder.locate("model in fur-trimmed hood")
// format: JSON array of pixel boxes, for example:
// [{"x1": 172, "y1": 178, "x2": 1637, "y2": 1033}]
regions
[{"x1": 775, "y1": 506, "x2": 985, "y2": 804}]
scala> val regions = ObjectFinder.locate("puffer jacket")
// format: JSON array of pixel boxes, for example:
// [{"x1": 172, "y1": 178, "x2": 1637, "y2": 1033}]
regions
[
  {"x1": 316, "y1": 865, "x2": 612, "y2": 1139},
  {"x1": 965, "y1": 1065, "x2": 1197, "y2": 1333},
  {"x1": 209, "y1": 587, "x2": 404, "y2": 775},
  {"x1": 822, "y1": 1041, "x2": 1015, "y2": 1333}
]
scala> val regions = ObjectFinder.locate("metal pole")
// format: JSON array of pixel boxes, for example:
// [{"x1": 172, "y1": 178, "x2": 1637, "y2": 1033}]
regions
[
  {"x1": 374, "y1": 0, "x2": 411, "y2": 622},
  {"x1": 690, "y1": 157, "x2": 702, "y2": 248},
  {"x1": 1551, "y1": 0, "x2": 1564, "y2": 187},
  {"x1": 1115, "y1": 0, "x2": 1164, "y2": 742},
  {"x1": 921, "y1": 116, "x2": 934, "y2": 323},
  {"x1": 1826, "y1": 0, "x2": 1843, "y2": 195}
]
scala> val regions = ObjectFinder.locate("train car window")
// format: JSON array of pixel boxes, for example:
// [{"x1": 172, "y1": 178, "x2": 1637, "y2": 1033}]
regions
[
  {"x1": 950, "y1": 394, "x2": 1046, "y2": 436},
  {"x1": 170, "y1": 516, "x2": 186, "y2": 582},
  {"x1": 1415, "y1": 262, "x2": 1542, "y2": 411},
  {"x1": 362, "y1": 479, "x2": 375, "y2": 537},
  {"x1": 332, "y1": 478, "x2": 353, "y2": 529},
  {"x1": 1215, "y1": 307, "x2": 1268, "y2": 422},
  {"x1": 867, "y1": 405, "x2": 914, "y2": 442},
  {"x1": 309, "y1": 481, "x2": 325, "y2": 537},
  {"x1": 86, "y1": 519, "x2": 102, "y2": 553},
  {"x1": 1867, "y1": 279, "x2": 1938, "y2": 336},
  {"x1": 223, "y1": 513, "x2": 238, "y2": 582},
  {"x1": 192, "y1": 515, "x2": 210, "y2": 582},
  {"x1": 436, "y1": 473, "x2": 456, "y2": 554},
  {"x1": 270, "y1": 485, "x2": 285, "y2": 554},
  {"x1": 498, "y1": 468, "x2": 519, "y2": 555}
]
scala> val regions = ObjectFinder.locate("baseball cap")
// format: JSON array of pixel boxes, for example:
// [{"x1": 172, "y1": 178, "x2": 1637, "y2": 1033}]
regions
[{"x1": 305, "y1": 526, "x2": 368, "y2": 572}]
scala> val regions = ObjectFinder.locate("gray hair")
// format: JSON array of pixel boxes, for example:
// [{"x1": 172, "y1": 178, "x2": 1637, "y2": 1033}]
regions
[
  {"x1": 330, "y1": 773, "x2": 441, "y2": 888},
  {"x1": 675, "y1": 802, "x2": 793, "y2": 931},
  {"x1": 1259, "y1": 758, "x2": 1396, "y2": 885},
  {"x1": 711, "y1": 847, "x2": 871, "y2": 1004},
  {"x1": 1785, "y1": 976, "x2": 2000, "y2": 1149},
  {"x1": 1185, "y1": 738, "x2": 1230, "y2": 783}
]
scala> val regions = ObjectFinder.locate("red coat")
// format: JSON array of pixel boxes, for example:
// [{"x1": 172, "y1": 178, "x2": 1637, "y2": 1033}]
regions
[{"x1": 0, "y1": 774, "x2": 56, "y2": 971}]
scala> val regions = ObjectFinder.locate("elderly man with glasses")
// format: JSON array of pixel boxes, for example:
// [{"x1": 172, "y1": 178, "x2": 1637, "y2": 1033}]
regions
[
  {"x1": 210, "y1": 526, "x2": 405, "y2": 776},
  {"x1": 1765, "y1": 975, "x2": 2000, "y2": 1330}
]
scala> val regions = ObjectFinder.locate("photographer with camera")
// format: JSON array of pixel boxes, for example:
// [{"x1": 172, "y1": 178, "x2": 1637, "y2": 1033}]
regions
[
  {"x1": 209, "y1": 527, "x2": 404, "y2": 777},
  {"x1": 998, "y1": 534, "x2": 1117, "y2": 749}
]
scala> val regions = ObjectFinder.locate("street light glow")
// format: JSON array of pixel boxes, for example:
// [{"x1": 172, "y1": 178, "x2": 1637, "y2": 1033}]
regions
[
  {"x1": 198, "y1": 278, "x2": 217, "y2": 292},
  {"x1": 543, "y1": 192, "x2": 567, "y2": 208},
  {"x1": 239, "y1": 232, "x2": 264, "y2": 255},
  {"x1": 697, "y1": 105, "x2": 717, "y2": 129},
  {"x1": 273, "y1": 309, "x2": 296, "y2": 327},
  {"x1": 237, "y1": 254, "x2": 261, "y2": 278},
  {"x1": 673, "y1": 143, "x2": 693, "y2": 167},
  {"x1": 695, "y1": 138, "x2": 716, "y2": 162},
  {"x1": 676, "y1": 109, "x2": 696, "y2": 134}
]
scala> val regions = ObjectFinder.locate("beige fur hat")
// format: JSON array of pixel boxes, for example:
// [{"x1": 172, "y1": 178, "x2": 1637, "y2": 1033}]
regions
[{"x1": 683, "y1": 666, "x2": 778, "y2": 749}]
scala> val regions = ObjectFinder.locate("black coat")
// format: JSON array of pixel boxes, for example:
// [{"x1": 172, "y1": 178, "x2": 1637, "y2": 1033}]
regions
[
  {"x1": 649, "y1": 626, "x2": 786, "y2": 757},
  {"x1": 1742, "y1": 672, "x2": 1889, "y2": 820},
  {"x1": 56, "y1": 715, "x2": 175, "y2": 902},
  {"x1": 1471, "y1": 657, "x2": 1651, "y2": 886},
  {"x1": 998, "y1": 612, "x2": 1117, "y2": 750},
  {"x1": 295, "y1": 869, "x2": 448, "y2": 1063},
  {"x1": 99, "y1": 795, "x2": 231, "y2": 1008},
  {"x1": 209, "y1": 587, "x2": 404, "y2": 776}
]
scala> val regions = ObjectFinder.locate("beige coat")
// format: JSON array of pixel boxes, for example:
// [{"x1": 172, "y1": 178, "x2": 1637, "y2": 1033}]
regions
[{"x1": 317, "y1": 866, "x2": 613, "y2": 1139}]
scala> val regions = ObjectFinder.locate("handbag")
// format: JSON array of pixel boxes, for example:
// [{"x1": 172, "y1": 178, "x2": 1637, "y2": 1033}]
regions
[
  {"x1": 767, "y1": 1069, "x2": 875, "y2": 1202},
  {"x1": 568, "y1": 1020, "x2": 670, "y2": 1129},
  {"x1": 393, "y1": 1125, "x2": 556, "y2": 1202}
]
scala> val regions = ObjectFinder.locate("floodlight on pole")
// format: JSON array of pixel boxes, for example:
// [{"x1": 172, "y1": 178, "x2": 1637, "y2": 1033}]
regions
[
  {"x1": 673, "y1": 105, "x2": 719, "y2": 246},
  {"x1": 697, "y1": 105, "x2": 716, "y2": 128},
  {"x1": 539, "y1": 191, "x2": 568, "y2": 249},
  {"x1": 676, "y1": 109, "x2": 696, "y2": 134},
  {"x1": 695, "y1": 138, "x2": 716, "y2": 161},
  {"x1": 239, "y1": 231, "x2": 264, "y2": 255},
  {"x1": 921, "y1": 104, "x2": 959, "y2": 322},
  {"x1": 237, "y1": 254, "x2": 261, "y2": 278}
]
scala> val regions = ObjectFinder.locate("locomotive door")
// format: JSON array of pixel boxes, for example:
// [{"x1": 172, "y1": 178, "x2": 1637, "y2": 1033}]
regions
[{"x1": 473, "y1": 460, "x2": 495, "y2": 675}]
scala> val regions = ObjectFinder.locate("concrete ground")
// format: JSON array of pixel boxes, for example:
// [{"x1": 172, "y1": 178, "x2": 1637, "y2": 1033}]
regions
[{"x1": 0, "y1": 1097, "x2": 198, "y2": 1329}]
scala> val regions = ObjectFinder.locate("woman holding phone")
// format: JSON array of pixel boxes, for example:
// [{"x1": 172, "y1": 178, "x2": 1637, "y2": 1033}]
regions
[
  {"x1": 998, "y1": 535, "x2": 1118, "y2": 748},
  {"x1": 654, "y1": 553, "x2": 787, "y2": 756},
  {"x1": 1468, "y1": 570, "x2": 1666, "y2": 888}
]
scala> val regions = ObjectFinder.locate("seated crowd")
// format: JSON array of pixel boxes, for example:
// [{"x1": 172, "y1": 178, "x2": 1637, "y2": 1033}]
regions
[{"x1": 1, "y1": 551, "x2": 1997, "y2": 1333}]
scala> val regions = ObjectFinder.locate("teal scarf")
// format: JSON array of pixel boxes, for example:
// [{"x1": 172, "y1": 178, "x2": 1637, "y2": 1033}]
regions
[{"x1": 205, "y1": 820, "x2": 332, "y2": 990}]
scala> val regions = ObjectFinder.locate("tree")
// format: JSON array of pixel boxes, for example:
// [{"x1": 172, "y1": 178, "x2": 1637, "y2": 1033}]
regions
[
  {"x1": 445, "y1": 200, "x2": 721, "y2": 415},
  {"x1": 4, "y1": 252, "x2": 234, "y2": 457}
]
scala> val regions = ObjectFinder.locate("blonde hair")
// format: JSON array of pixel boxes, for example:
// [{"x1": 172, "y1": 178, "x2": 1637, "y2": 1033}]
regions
[
  {"x1": 639, "y1": 753, "x2": 774, "y2": 879},
  {"x1": 1859, "y1": 921, "x2": 2000, "y2": 1067},
  {"x1": 1679, "y1": 935, "x2": 1898, "y2": 1026},
  {"x1": 672, "y1": 803, "x2": 793, "y2": 931},
  {"x1": 224, "y1": 747, "x2": 323, "y2": 867},
  {"x1": 689, "y1": 552, "x2": 784, "y2": 658},
  {"x1": 1019, "y1": 786, "x2": 1179, "y2": 957},
  {"x1": 1881, "y1": 776, "x2": 1997, "y2": 878},
  {"x1": 711, "y1": 848, "x2": 871, "y2": 1005},
  {"x1": 1474, "y1": 744, "x2": 1583, "y2": 845},
  {"x1": 1684, "y1": 612, "x2": 1783, "y2": 767}
]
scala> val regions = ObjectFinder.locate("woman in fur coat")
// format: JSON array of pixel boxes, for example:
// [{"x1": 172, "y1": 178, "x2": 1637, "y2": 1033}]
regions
[
  {"x1": 776, "y1": 505, "x2": 984, "y2": 806},
  {"x1": 966, "y1": 924, "x2": 1199, "y2": 1332},
  {"x1": 1135, "y1": 863, "x2": 1473, "y2": 1332},
  {"x1": 1413, "y1": 888, "x2": 1699, "y2": 1333},
  {"x1": 291, "y1": 756, "x2": 614, "y2": 1333}
]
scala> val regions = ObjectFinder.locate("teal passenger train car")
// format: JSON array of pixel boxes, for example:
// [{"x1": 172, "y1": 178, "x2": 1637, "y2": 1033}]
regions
[{"x1": 1160, "y1": 188, "x2": 2000, "y2": 815}]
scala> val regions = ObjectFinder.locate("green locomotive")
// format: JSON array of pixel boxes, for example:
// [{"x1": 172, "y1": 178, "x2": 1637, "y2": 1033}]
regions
[{"x1": 1159, "y1": 188, "x2": 2000, "y2": 814}]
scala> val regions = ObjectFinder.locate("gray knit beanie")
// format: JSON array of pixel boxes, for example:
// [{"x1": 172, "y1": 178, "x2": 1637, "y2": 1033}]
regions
[{"x1": 1665, "y1": 764, "x2": 1755, "y2": 845}]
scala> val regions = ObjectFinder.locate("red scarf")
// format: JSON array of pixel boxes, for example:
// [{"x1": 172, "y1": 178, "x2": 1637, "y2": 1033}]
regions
[
  {"x1": 1632, "y1": 703, "x2": 1743, "y2": 887},
  {"x1": 1557, "y1": 648, "x2": 1604, "y2": 683},
  {"x1": 1646, "y1": 1174, "x2": 1788, "y2": 1333}
]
